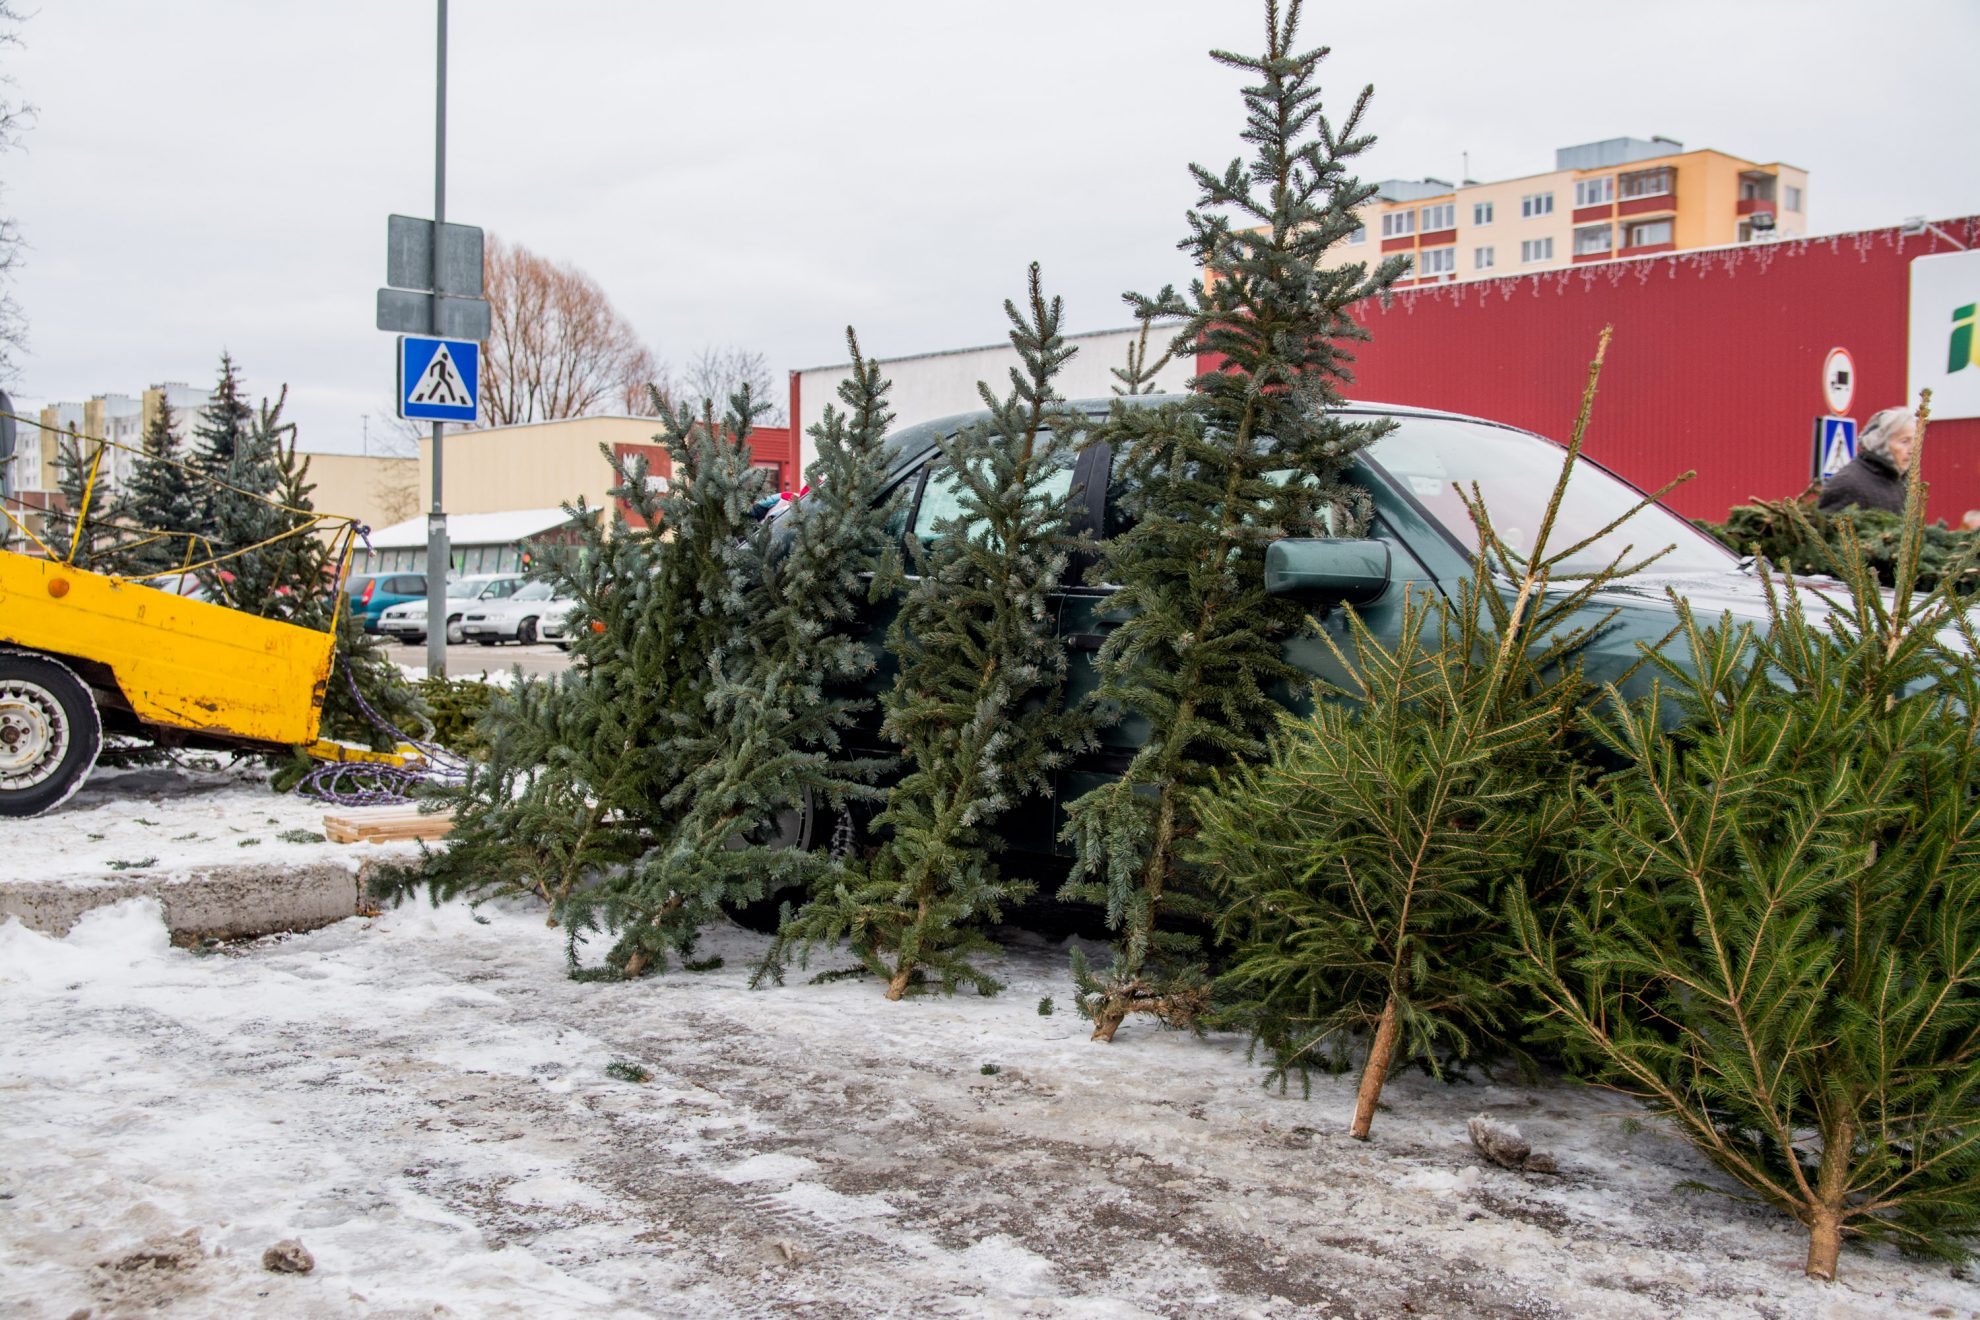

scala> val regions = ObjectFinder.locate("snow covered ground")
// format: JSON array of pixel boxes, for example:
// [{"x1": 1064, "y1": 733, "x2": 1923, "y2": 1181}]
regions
[
  {"x1": 5, "y1": 897, "x2": 1978, "y2": 1318},
  {"x1": 3, "y1": 763, "x2": 416, "y2": 889}
]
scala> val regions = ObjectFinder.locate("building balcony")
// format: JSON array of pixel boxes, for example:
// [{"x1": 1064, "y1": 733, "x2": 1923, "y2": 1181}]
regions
[
  {"x1": 1572, "y1": 204, "x2": 1614, "y2": 225},
  {"x1": 1736, "y1": 197, "x2": 1775, "y2": 217},
  {"x1": 1618, "y1": 192, "x2": 1676, "y2": 217},
  {"x1": 1381, "y1": 235, "x2": 1416, "y2": 253}
]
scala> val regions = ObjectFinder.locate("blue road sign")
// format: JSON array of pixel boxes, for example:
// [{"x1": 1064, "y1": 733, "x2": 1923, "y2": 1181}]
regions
[
  {"x1": 1812, "y1": 415, "x2": 1858, "y2": 482},
  {"x1": 398, "y1": 335, "x2": 479, "y2": 424}
]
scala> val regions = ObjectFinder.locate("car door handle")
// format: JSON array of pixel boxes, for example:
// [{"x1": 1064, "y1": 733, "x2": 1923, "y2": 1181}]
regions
[{"x1": 1065, "y1": 633, "x2": 1108, "y2": 652}]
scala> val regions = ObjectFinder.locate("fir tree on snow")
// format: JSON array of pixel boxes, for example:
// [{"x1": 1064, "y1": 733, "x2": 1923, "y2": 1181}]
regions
[
  {"x1": 1512, "y1": 395, "x2": 1980, "y2": 1281},
  {"x1": 1059, "y1": 0, "x2": 1407, "y2": 1041},
  {"x1": 418, "y1": 366, "x2": 899, "y2": 978},
  {"x1": 1203, "y1": 329, "x2": 1674, "y2": 1141},
  {"x1": 112, "y1": 396, "x2": 206, "y2": 575},
  {"x1": 769, "y1": 267, "x2": 1090, "y2": 1000}
]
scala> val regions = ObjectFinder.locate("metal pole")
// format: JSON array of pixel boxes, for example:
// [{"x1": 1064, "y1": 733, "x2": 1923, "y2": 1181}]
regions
[{"x1": 424, "y1": 0, "x2": 450, "y2": 678}]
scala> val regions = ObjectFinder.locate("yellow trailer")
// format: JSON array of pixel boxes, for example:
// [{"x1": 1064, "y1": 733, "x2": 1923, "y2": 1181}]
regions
[{"x1": 0, "y1": 548, "x2": 339, "y2": 815}]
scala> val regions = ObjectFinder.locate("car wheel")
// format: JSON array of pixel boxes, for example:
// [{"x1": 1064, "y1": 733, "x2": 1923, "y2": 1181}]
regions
[
  {"x1": 723, "y1": 788, "x2": 831, "y2": 932},
  {"x1": 517, "y1": 618, "x2": 538, "y2": 646},
  {"x1": 0, "y1": 652, "x2": 103, "y2": 818},
  {"x1": 446, "y1": 615, "x2": 465, "y2": 645}
]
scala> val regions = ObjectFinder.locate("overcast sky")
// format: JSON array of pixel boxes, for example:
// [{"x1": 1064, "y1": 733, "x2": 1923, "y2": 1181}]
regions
[{"x1": 4, "y1": 0, "x2": 1977, "y2": 453}]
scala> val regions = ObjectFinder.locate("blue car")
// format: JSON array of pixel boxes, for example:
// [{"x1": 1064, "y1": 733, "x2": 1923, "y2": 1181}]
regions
[{"x1": 345, "y1": 571, "x2": 428, "y2": 633}]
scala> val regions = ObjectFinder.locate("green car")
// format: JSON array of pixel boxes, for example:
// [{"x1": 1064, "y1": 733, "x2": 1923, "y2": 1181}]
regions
[{"x1": 783, "y1": 396, "x2": 1744, "y2": 856}]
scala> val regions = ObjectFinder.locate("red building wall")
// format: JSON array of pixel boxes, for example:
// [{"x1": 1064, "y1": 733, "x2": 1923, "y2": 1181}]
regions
[{"x1": 1205, "y1": 218, "x2": 1980, "y2": 524}]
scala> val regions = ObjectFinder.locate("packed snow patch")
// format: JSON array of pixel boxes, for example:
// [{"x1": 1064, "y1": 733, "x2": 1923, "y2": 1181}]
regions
[
  {"x1": 3, "y1": 896, "x2": 1977, "y2": 1318},
  {"x1": 3, "y1": 762, "x2": 417, "y2": 885}
]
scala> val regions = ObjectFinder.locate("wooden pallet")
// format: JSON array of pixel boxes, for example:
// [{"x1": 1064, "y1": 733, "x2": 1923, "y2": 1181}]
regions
[{"x1": 322, "y1": 806, "x2": 455, "y2": 844}]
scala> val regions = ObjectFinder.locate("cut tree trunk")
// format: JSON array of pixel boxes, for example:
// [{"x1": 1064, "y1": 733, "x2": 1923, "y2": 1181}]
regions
[
  {"x1": 1350, "y1": 996, "x2": 1401, "y2": 1141},
  {"x1": 1805, "y1": 1211, "x2": 1842, "y2": 1281},
  {"x1": 885, "y1": 964, "x2": 914, "y2": 1001}
]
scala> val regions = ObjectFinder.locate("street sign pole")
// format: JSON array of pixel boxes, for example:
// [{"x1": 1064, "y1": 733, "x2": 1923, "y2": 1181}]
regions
[{"x1": 425, "y1": 0, "x2": 450, "y2": 679}]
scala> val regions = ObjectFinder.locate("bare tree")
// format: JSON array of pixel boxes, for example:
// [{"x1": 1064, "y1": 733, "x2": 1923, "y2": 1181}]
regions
[
  {"x1": 480, "y1": 235, "x2": 663, "y2": 426},
  {"x1": 679, "y1": 345, "x2": 783, "y2": 424},
  {"x1": 0, "y1": 3, "x2": 36, "y2": 383}
]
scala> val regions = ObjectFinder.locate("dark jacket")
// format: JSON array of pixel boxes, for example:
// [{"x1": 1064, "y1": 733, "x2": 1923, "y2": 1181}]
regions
[{"x1": 1817, "y1": 449, "x2": 1904, "y2": 516}]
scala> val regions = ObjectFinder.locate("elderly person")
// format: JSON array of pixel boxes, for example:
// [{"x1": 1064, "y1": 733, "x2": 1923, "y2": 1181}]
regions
[{"x1": 1818, "y1": 407, "x2": 1915, "y2": 515}]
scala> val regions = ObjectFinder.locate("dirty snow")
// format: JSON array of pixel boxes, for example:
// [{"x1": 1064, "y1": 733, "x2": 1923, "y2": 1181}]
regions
[
  {"x1": 3, "y1": 763, "x2": 419, "y2": 886},
  {"x1": 5, "y1": 896, "x2": 1979, "y2": 1319}
]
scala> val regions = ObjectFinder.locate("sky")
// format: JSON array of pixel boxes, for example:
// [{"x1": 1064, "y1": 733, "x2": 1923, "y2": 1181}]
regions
[{"x1": 3, "y1": 0, "x2": 1976, "y2": 454}]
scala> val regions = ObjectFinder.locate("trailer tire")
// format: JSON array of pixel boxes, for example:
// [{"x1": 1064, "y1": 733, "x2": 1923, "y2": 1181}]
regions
[{"x1": 0, "y1": 651, "x2": 102, "y2": 818}]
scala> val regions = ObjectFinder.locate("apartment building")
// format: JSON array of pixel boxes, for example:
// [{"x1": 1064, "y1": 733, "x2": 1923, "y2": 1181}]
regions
[
  {"x1": 2, "y1": 382, "x2": 210, "y2": 543},
  {"x1": 1330, "y1": 136, "x2": 1808, "y2": 287}
]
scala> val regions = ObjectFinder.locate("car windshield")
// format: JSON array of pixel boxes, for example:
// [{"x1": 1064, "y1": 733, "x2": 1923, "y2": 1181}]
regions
[
  {"x1": 1367, "y1": 418, "x2": 1734, "y2": 576},
  {"x1": 512, "y1": 581, "x2": 554, "y2": 601},
  {"x1": 446, "y1": 579, "x2": 487, "y2": 598}
]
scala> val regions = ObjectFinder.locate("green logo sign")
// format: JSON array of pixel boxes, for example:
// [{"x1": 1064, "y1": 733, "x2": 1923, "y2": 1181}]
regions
[{"x1": 1955, "y1": 302, "x2": 1978, "y2": 374}]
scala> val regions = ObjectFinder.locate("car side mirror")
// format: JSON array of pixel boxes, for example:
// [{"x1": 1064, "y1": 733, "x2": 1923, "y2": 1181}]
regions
[{"x1": 1264, "y1": 538, "x2": 1391, "y2": 605}]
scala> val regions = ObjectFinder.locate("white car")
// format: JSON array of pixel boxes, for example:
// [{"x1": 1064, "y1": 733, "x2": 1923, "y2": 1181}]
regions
[
  {"x1": 378, "y1": 574, "x2": 523, "y2": 645},
  {"x1": 461, "y1": 580, "x2": 576, "y2": 646}
]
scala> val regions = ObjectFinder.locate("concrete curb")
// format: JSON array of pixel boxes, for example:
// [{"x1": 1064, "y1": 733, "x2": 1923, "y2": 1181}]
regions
[{"x1": 0, "y1": 860, "x2": 372, "y2": 942}]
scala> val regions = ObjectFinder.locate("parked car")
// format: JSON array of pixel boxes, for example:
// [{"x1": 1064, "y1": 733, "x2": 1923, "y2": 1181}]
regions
[
  {"x1": 460, "y1": 580, "x2": 576, "y2": 646},
  {"x1": 766, "y1": 396, "x2": 1753, "y2": 855},
  {"x1": 345, "y1": 572, "x2": 427, "y2": 632},
  {"x1": 539, "y1": 598, "x2": 585, "y2": 651},
  {"x1": 378, "y1": 573, "x2": 523, "y2": 646}
]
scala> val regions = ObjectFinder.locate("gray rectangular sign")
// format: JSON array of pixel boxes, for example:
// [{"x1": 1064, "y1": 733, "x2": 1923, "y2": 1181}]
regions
[
  {"x1": 376, "y1": 287, "x2": 491, "y2": 340},
  {"x1": 386, "y1": 214, "x2": 485, "y2": 297}
]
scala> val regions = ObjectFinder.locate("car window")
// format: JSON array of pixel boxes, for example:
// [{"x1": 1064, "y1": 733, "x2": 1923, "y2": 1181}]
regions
[
  {"x1": 344, "y1": 575, "x2": 373, "y2": 596},
  {"x1": 446, "y1": 578, "x2": 480, "y2": 598},
  {"x1": 513, "y1": 581, "x2": 554, "y2": 601},
  {"x1": 1368, "y1": 419, "x2": 1734, "y2": 575},
  {"x1": 910, "y1": 449, "x2": 1076, "y2": 548},
  {"x1": 390, "y1": 576, "x2": 424, "y2": 594},
  {"x1": 486, "y1": 578, "x2": 519, "y2": 598},
  {"x1": 1104, "y1": 459, "x2": 1340, "y2": 539}
]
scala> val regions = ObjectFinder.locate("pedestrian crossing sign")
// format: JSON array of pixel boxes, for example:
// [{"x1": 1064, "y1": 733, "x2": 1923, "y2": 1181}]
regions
[
  {"x1": 1812, "y1": 414, "x2": 1857, "y2": 482},
  {"x1": 398, "y1": 335, "x2": 479, "y2": 423}
]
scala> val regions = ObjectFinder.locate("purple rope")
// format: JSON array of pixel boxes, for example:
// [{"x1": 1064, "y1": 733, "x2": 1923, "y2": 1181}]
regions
[{"x1": 295, "y1": 653, "x2": 470, "y2": 807}]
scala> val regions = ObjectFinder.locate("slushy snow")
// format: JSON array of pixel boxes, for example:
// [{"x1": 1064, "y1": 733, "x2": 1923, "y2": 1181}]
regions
[{"x1": 3, "y1": 895, "x2": 1977, "y2": 1318}]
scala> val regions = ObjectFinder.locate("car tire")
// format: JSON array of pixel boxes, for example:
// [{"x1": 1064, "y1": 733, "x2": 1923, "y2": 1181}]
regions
[
  {"x1": 517, "y1": 617, "x2": 538, "y2": 646},
  {"x1": 0, "y1": 651, "x2": 104, "y2": 819},
  {"x1": 446, "y1": 615, "x2": 465, "y2": 645}
]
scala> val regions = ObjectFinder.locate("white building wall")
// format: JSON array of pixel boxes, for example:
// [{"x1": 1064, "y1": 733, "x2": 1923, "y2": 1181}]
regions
[{"x1": 792, "y1": 323, "x2": 1193, "y2": 476}]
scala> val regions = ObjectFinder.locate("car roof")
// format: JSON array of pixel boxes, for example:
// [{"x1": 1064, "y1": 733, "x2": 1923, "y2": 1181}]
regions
[{"x1": 879, "y1": 394, "x2": 1535, "y2": 471}]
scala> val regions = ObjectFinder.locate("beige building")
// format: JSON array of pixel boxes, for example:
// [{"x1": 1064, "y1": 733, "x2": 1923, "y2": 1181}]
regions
[
  {"x1": 1327, "y1": 136, "x2": 1809, "y2": 287},
  {"x1": 302, "y1": 452, "x2": 421, "y2": 534},
  {"x1": 415, "y1": 414, "x2": 670, "y2": 522}
]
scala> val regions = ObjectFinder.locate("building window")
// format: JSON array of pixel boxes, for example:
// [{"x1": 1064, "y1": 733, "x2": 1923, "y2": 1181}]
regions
[
  {"x1": 1521, "y1": 237, "x2": 1554, "y2": 264},
  {"x1": 1347, "y1": 222, "x2": 1367, "y2": 245},
  {"x1": 1416, "y1": 247, "x2": 1456, "y2": 279},
  {"x1": 1784, "y1": 185, "x2": 1803, "y2": 212},
  {"x1": 1474, "y1": 246, "x2": 1495, "y2": 270},
  {"x1": 1573, "y1": 176, "x2": 1615, "y2": 208},
  {"x1": 1473, "y1": 201, "x2": 1494, "y2": 226},
  {"x1": 1419, "y1": 202, "x2": 1455, "y2": 232},
  {"x1": 1381, "y1": 210, "x2": 1415, "y2": 239},
  {"x1": 1573, "y1": 225, "x2": 1613, "y2": 257},
  {"x1": 1620, "y1": 166, "x2": 1674, "y2": 200},
  {"x1": 1624, "y1": 219, "x2": 1674, "y2": 248},
  {"x1": 1521, "y1": 192, "x2": 1554, "y2": 219}
]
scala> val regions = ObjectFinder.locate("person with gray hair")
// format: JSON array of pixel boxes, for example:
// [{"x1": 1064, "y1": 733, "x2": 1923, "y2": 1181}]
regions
[{"x1": 1818, "y1": 406, "x2": 1916, "y2": 515}]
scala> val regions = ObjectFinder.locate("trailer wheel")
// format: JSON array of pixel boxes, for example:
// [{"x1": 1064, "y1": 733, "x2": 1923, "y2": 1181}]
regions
[{"x1": 0, "y1": 652, "x2": 102, "y2": 818}]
